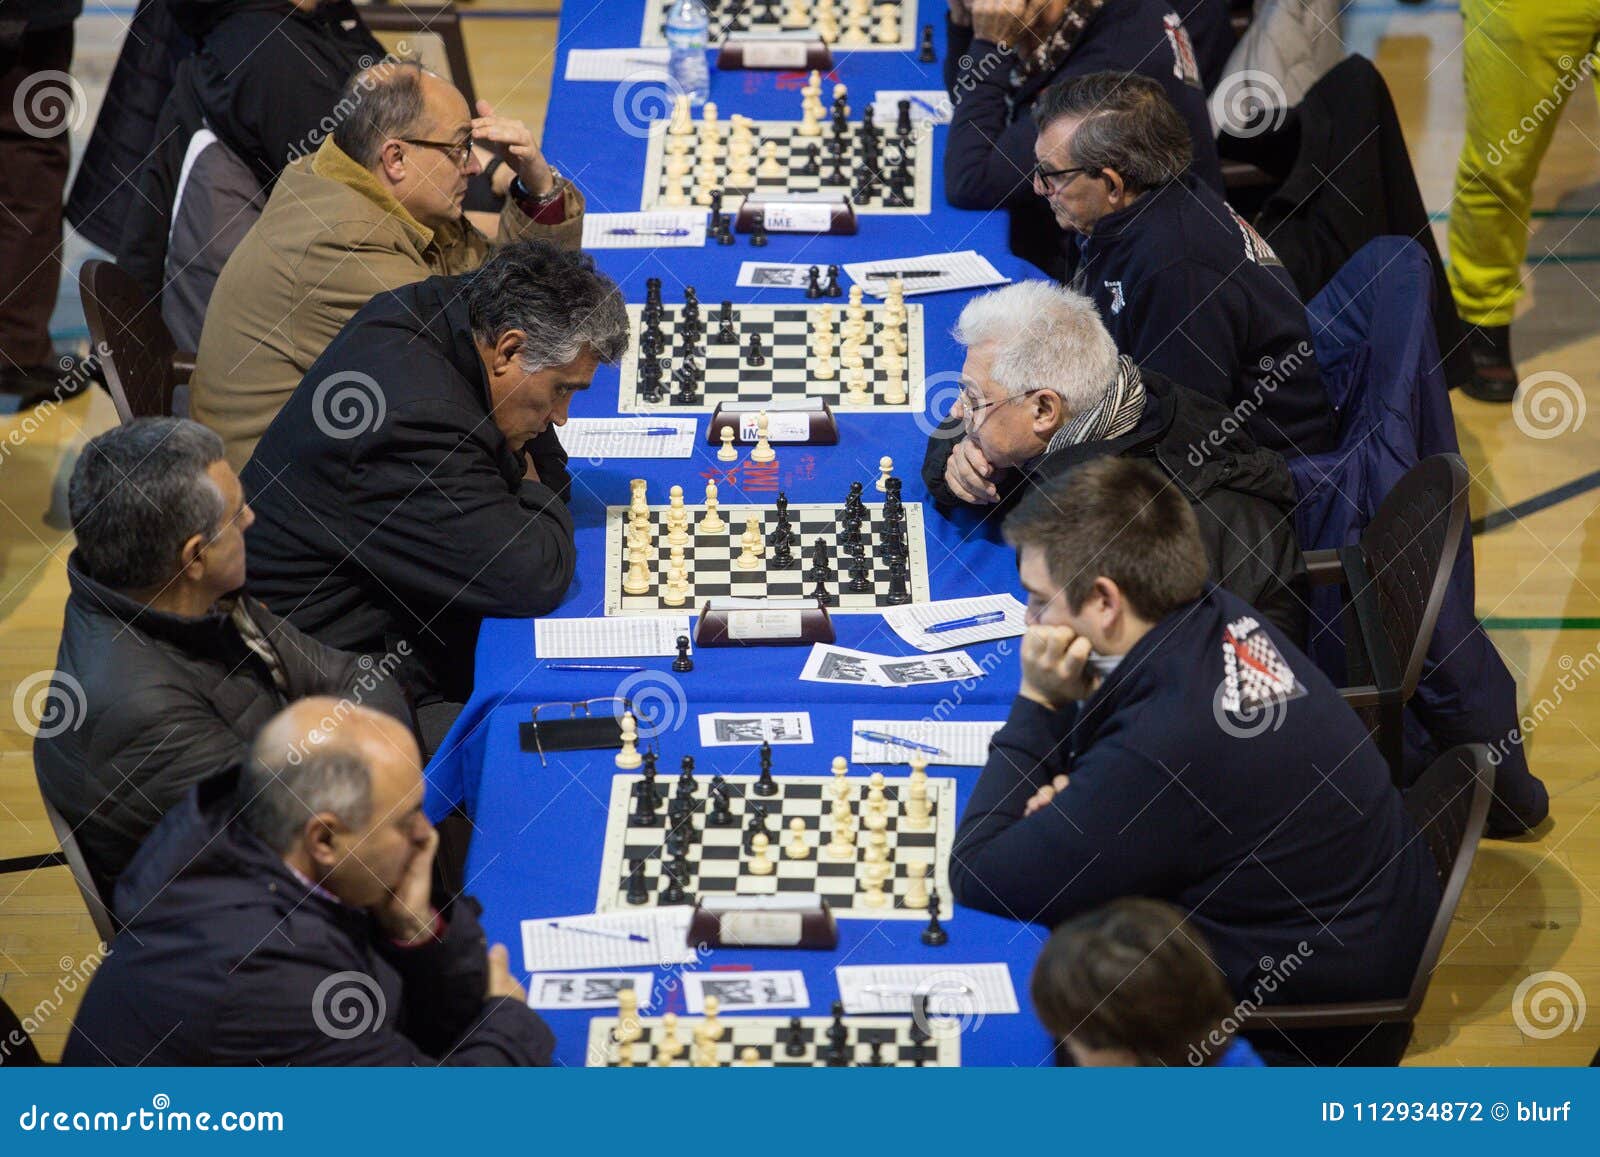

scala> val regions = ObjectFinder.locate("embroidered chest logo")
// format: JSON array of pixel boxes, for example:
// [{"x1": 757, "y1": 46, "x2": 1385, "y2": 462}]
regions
[
  {"x1": 1226, "y1": 205, "x2": 1284, "y2": 268},
  {"x1": 1104, "y1": 280, "x2": 1125, "y2": 314},
  {"x1": 1163, "y1": 14, "x2": 1202, "y2": 89},
  {"x1": 1218, "y1": 615, "x2": 1306, "y2": 717}
]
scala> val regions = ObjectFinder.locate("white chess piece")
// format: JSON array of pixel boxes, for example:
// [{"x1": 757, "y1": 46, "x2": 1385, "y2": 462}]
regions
[
  {"x1": 831, "y1": 754, "x2": 851, "y2": 799},
  {"x1": 827, "y1": 798, "x2": 856, "y2": 859},
  {"x1": 662, "y1": 558, "x2": 688, "y2": 606},
  {"x1": 717, "y1": 425, "x2": 739, "y2": 462},
  {"x1": 903, "y1": 861, "x2": 930, "y2": 909},
  {"x1": 831, "y1": 83, "x2": 849, "y2": 117},
  {"x1": 668, "y1": 93, "x2": 693, "y2": 136},
  {"x1": 906, "y1": 759, "x2": 931, "y2": 829},
  {"x1": 876, "y1": 456, "x2": 893, "y2": 492},
  {"x1": 736, "y1": 515, "x2": 762, "y2": 570},
  {"x1": 667, "y1": 484, "x2": 689, "y2": 546},
  {"x1": 623, "y1": 544, "x2": 651, "y2": 595},
  {"x1": 748, "y1": 832, "x2": 775, "y2": 875},
  {"x1": 881, "y1": 350, "x2": 907, "y2": 405},
  {"x1": 758, "y1": 140, "x2": 784, "y2": 178},
  {"x1": 749, "y1": 411, "x2": 776, "y2": 463},
  {"x1": 699, "y1": 480, "x2": 725, "y2": 533},
  {"x1": 866, "y1": 770, "x2": 887, "y2": 814},
  {"x1": 615, "y1": 711, "x2": 643, "y2": 770},
  {"x1": 739, "y1": 1045, "x2": 762, "y2": 1066},
  {"x1": 844, "y1": 363, "x2": 870, "y2": 405},
  {"x1": 786, "y1": 816, "x2": 811, "y2": 859},
  {"x1": 862, "y1": 861, "x2": 889, "y2": 906}
]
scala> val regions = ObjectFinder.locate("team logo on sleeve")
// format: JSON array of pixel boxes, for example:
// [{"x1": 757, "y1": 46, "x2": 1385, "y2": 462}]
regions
[
  {"x1": 1218, "y1": 615, "x2": 1306, "y2": 717},
  {"x1": 1163, "y1": 14, "x2": 1203, "y2": 89},
  {"x1": 1103, "y1": 280, "x2": 1125, "y2": 314},
  {"x1": 1226, "y1": 205, "x2": 1284, "y2": 268}
]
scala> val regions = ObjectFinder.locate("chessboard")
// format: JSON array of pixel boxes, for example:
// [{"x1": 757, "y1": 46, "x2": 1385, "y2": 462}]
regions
[
  {"x1": 595, "y1": 762, "x2": 957, "y2": 919},
  {"x1": 617, "y1": 300, "x2": 926, "y2": 413},
  {"x1": 638, "y1": 0, "x2": 920, "y2": 52},
  {"x1": 602, "y1": 490, "x2": 931, "y2": 616},
  {"x1": 586, "y1": 1014, "x2": 960, "y2": 1067},
  {"x1": 641, "y1": 94, "x2": 933, "y2": 214}
]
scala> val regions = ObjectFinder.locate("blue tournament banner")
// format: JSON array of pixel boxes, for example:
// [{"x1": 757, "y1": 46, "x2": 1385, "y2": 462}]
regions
[{"x1": 2, "y1": 1069, "x2": 1595, "y2": 1153}]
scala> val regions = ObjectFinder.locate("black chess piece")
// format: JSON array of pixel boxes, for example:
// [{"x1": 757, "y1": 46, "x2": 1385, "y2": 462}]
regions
[
  {"x1": 784, "y1": 1017, "x2": 807, "y2": 1057},
  {"x1": 745, "y1": 332, "x2": 765, "y2": 366},
  {"x1": 715, "y1": 311, "x2": 738, "y2": 345},
  {"x1": 707, "y1": 776, "x2": 733, "y2": 826},
  {"x1": 672, "y1": 634, "x2": 694, "y2": 672},
  {"x1": 919, "y1": 22, "x2": 937, "y2": 63},
  {"x1": 673, "y1": 357, "x2": 701, "y2": 404},
  {"x1": 646, "y1": 276, "x2": 663, "y2": 305},
  {"x1": 678, "y1": 754, "x2": 697, "y2": 792},
  {"x1": 798, "y1": 142, "x2": 820, "y2": 176},
  {"x1": 810, "y1": 577, "x2": 835, "y2": 607},
  {"x1": 921, "y1": 888, "x2": 949, "y2": 946},
  {"x1": 865, "y1": 1039, "x2": 885, "y2": 1067},
  {"x1": 847, "y1": 557, "x2": 871, "y2": 594},
  {"x1": 861, "y1": 102, "x2": 875, "y2": 134},
  {"x1": 824, "y1": 264, "x2": 843, "y2": 298},
  {"x1": 909, "y1": 996, "x2": 932, "y2": 1067},
  {"x1": 625, "y1": 858, "x2": 649, "y2": 905},
  {"x1": 896, "y1": 98, "x2": 913, "y2": 139},
  {"x1": 743, "y1": 802, "x2": 770, "y2": 854},
  {"x1": 771, "y1": 537, "x2": 794, "y2": 567},
  {"x1": 749, "y1": 217, "x2": 768, "y2": 247},
  {"x1": 805, "y1": 264, "x2": 823, "y2": 298},
  {"x1": 884, "y1": 558, "x2": 911, "y2": 606},
  {"x1": 632, "y1": 777, "x2": 661, "y2": 826},
  {"x1": 665, "y1": 823, "x2": 690, "y2": 859},
  {"x1": 825, "y1": 1000, "x2": 849, "y2": 1066},
  {"x1": 715, "y1": 219, "x2": 736, "y2": 245},
  {"x1": 642, "y1": 749, "x2": 661, "y2": 791},
  {"x1": 667, "y1": 851, "x2": 693, "y2": 886},
  {"x1": 659, "y1": 866, "x2": 687, "y2": 906},
  {"x1": 804, "y1": 537, "x2": 832, "y2": 582},
  {"x1": 754, "y1": 741, "x2": 778, "y2": 796}
]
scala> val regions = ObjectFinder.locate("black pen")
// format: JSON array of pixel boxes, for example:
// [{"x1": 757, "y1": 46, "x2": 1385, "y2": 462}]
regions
[{"x1": 863, "y1": 270, "x2": 947, "y2": 278}]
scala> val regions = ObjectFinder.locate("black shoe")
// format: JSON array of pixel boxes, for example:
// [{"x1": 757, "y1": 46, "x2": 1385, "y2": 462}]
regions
[
  {"x1": 0, "y1": 355, "x2": 95, "y2": 406},
  {"x1": 1459, "y1": 323, "x2": 1517, "y2": 403}
]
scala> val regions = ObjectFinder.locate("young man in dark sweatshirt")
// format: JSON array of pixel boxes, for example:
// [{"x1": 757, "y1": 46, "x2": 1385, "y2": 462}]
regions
[
  {"x1": 1031, "y1": 72, "x2": 1334, "y2": 457},
  {"x1": 950, "y1": 458, "x2": 1440, "y2": 1064}
]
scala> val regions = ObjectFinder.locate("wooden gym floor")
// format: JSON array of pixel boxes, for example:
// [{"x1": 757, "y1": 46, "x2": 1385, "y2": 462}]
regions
[{"x1": 2, "y1": 0, "x2": 1598, "y2": 1065}]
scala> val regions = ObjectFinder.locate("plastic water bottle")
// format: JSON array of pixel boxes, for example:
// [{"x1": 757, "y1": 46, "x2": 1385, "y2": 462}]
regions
[{"x1": 665, "y1": 0, "x2": 711, "y2": 107}]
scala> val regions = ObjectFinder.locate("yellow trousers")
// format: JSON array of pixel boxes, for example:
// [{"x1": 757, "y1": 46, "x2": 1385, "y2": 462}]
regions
[{"x1": 1448, "y1": 0, "x2": 1600, "y2": 327}]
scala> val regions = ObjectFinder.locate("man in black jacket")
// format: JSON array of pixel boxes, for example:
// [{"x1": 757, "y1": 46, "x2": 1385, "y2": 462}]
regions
[
  {"x1": 241, "y1": 240, "x2": 629, "y2": 713},
  {"x1": 64, "y1": 699, "x2": 553, "y2": 1065},
  {"x1": 921, "y1": 280, "x2": 1306, "y2": 643},
  {"x1": 34, "y1": 418, "x2": 410, "y2": 898},
  {"x1": 944, "y1": 0, "x2": 1223, "y2": 279},
  {"x1": 951, "y1": 459, "x2": 1440, "y2": 1064},
  {"x1": 1032, "y1": 72, "x2": 1334, "y2": 456}
]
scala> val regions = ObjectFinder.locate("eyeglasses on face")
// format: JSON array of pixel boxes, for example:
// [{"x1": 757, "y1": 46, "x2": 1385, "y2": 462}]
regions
[
  {"x1": 1031, "y1": 160, "x2": 1099, "y2": 194},
  {"x1": 960, "y1": 387, "x2": 1044, "y2": 430},
  {"x1": 399, "y1": 135, "x2": 475, "y2": 168}
]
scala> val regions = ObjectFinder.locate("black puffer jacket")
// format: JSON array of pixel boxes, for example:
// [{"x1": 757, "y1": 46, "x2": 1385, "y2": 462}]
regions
[
  {"x1": 62, "y1": 768, "x2": 555, "y2": 1066},
  {"x1": 922, "y1": 368, "x2": 1307, "y2": 644},
  {"x1": 112, "y1": 0, "x2": 382, "y2": 295},
  {"x1": 33, "y1": 553, "x2": 411, "y2": 897}
]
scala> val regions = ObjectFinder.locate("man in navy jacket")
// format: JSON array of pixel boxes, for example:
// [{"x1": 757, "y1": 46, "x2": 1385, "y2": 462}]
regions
[
  {"x1": 1031, "y1": 72, "x2": 1334, "y2": 457},
  {"x1": 951, "y1": 458, "x2": 1440, "y2": 1063}
]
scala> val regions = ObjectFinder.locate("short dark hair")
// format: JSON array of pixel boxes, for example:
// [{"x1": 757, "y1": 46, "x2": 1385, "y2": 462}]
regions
[
  {"x1": 1032, "y1": 71, "x2": 1192, "y2": 192},
  {"x1": 69, "y1": 418, "x2": 228, "y2": 590},
  {"x1": 332, "y1": 60, "x2": 428, "y2": 169},
  {"x1": 1030, "y1": 898, "x2": 1237, "y2": 1065},
  {"x1": 1003, "y1": 457, "x2": 1208, "y2": 621},
  {"x1": 466, "y1": 240, "x2": 630, "y2": 371}
]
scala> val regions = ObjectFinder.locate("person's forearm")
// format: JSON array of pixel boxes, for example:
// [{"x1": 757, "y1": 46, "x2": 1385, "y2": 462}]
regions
[
  {"x1": 944, "y1": 12, "x2": 975, "y2": 92},
  {"x1": 945, "y1": 41, "x2": 1032, "y2": 209}
]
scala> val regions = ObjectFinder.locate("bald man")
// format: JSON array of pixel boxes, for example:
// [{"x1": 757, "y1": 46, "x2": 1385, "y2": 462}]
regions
[{"x1": 64, "y1": 700, "x2": 554, "y2": 1066}]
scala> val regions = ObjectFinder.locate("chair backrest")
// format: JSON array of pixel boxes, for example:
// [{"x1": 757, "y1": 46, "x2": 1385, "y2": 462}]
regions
[
  {"x1": 37, "y1": 793, "x2": 117, "y2": 948},
  {"x1": 1395, "y1": 743, "x2": 1493, "y2": 1015},
  {"x1": 364, "y1": 4, "x2": 477, "y2": 110},
  {"x1": 78, "y1": 259, "x2": 186, "y2": 424},
  {"x1": 1356, "y1": 453, "x2": 1470, "y2": 701}
]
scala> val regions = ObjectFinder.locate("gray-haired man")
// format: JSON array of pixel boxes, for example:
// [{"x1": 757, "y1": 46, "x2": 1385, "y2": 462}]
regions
[
  {"x1": 64, "y1": 699, "x2": 553, "y2": 1066},
  {"x1": 240, "y1": 240, "x2": 630, "y2": 719},
  {"x1": 35, "y1": 419, "x2": 412, "y2": 897}
]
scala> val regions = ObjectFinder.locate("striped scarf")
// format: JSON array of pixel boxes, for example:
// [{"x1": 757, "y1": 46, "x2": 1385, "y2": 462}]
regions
[
  {"x1": 222, "y1": 596, "x2": 292, "y2": 697},
  {"x1": 1045, "y1": 356, "x2": 1146, "y2": 453},
  {"x1": 1010, "y1": 0, "x2": 1108, "y2": 90}
]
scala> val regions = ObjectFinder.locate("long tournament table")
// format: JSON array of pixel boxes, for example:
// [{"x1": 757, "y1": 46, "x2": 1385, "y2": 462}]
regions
[{"x1": 423, "y1": 2, "x2": 1056, "y2": 1064}]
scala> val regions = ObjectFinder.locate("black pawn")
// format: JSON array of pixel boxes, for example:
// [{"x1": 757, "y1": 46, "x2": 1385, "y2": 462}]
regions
[
  {"x1": 909, "y1": 996, "x2": 932, "y2": 1067},
  {"x1": 847, "y1": 557, "x2": 871, "y2": 595},
  {"x1": 678, "y1": 754, "x2": 696, "y2": 792},
  {"x1": 750, "y1": 217, "x2": 768, "y2": 247},
  {"x1": 784, "y1": 1017, "x2": 807, "y2": 1057},
  {"x1": 672, "y1": 634, "x2": 694, "y2": 672},
  {"x1": 625, "y1": 859, "x2": 649, "y2": 905},
  {"x1": 743, "y1": 802, "x2": 770, "y2": 854},
  {"x1": 715, "y1": 220, "x2": 736, "y2": 246},
  {"x1": 798, "y1": 142, "x2": 820, "y2": 176},
  {"x1": 659, "y1": 866, "x2": 688, "y2": 906},
  {"x1": 633, "y1": 768, "x2": 661, "y2": 826},
  {"x1": 745, "y1": 332, "x2": 765, "y2": 366},
  {"x1": 707, "y1": 776, "x2": 734, "y2": 826},
  {"x1": 824, "y1": 264, "x2": 842, "y2": 298},
  {"x1": 825, "y1": 1000, "x2": 850, "y2": 1066},
  {"x1": 896, "y1": 98, "x2": 913, "y2": 139},
  {"x1": 805, "y1": 264, "x2": 823, "y2": 298},
  {"x1": 919, "y1": 23, "x2": 937, "y2": 63},
  {"x1": 754, "y1": 741, "x2": 778, "y2": 796},
  {"x1": 865, "y1": 1039, "x2": 885, "y2": 1067},
  {"x1": 921, "y1": 888, "x2": 949, "y2": 946}
]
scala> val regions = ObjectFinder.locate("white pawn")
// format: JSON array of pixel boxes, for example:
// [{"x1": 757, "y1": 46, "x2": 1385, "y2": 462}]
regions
[
  {"x1": 876, "y1": 456, "x2": 893, "y2": 492},
  {"x1": 831, "y1": 754, "x2": 851, "y2": 800},
  {"x1": 844, "y1": 363, "x2": 871, "y2": 405},
  {"x1": 717, "y1": 425, "x2": 739, "y2": 462},
  {"x1": 903, "y1": 861, "x2": 930, "y2": 909},
  {"x1": 748, "y1": 831, "x2": 775, "y2": 875},
  {"x1": 664, "y1": 174, "x2": 688, "y2": 207},
  {"x1": 623, "y1": 544, "x2": 651, "y2": 595},
  {"x1": 736, "y1": 515, "x2": 762, "y2": 570},
  {"x1": 662, "y1": 559, "x2": 687, "y2": 606},
  {"x1": 739, "y1": 1046, "x2": 762, "y2": 1066},
  {"x1": 863, "y1": 861, "x2": 889, "y2": 906},
  {"x1": 618, "y1": 986, "x2": 642, "y2": 1041},
  {"x1": 758, "y1": 140, "x2": 784, "y2": 178},
  {"x1": 866, "y1": 770, "x2": 887, "y2": 814},
  {"x1": 658, "y1": 1012, "x2": 682, "y2": 1064},
  {"x1": 786, "y1": 816, "x2": 811, "y2": 859},
  {"x1": 615, "y1": 711, "x2": 643, "y2": 770},
  {"x1": 827, "y1": 798, "x2": 856, "y2": 859},
  {"x1": 882, "y1": 351, "x2": 907, "y2": 405},
  {"x1": 667, "y1": 485, "x2": 689, "y2": 546},
  {"x1": 699, "y1": 480, "x2": 725, "y2": 533},
  {"x1": 750, "y1": 411, "x2": 776, "y2": 463},
  {"x1": 667, "y1": 92, "x2": 693, "y2": 136}
]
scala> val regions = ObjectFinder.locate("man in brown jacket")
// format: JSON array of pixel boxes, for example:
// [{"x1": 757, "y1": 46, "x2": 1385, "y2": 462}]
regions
[{"x1": 190, "y1": 60, "x2": 585, "y2": 469}]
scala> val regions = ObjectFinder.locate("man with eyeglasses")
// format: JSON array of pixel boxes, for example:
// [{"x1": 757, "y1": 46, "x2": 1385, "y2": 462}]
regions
[
  {"x1": 950, "y1": 457, "x2": 1440, "y2": 1066},
  {"x1": 1031, "y1": 72, "x2": 1334, "y2": 457},
  {"x1": 922, "y1": 280, "x2": 1307, "y2": 643},
  {"x1": 192, "y1": 60, "x2": 584, "y2": 470}
]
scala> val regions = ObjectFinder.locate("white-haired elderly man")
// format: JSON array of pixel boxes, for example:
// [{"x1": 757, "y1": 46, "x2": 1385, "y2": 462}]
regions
[{"x1": 923, "y1": 281, "x2": 1307, "y2": 643}]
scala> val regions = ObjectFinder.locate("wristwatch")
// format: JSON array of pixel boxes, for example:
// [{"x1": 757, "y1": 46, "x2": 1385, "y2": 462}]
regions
[{"x1": 511, "y1": 168, "x2": 564, "y2": 210}]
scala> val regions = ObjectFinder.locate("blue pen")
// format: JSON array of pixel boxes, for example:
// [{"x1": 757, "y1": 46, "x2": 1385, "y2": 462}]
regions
[
  {"x1": 546, "y1": 663, "x2": 645, "y2": 672},
  {"x1": 910, "y1": 95, "x2": 942, "y2": 118},
  {"x1": 607, "y1": 227, "x2": 691, "y2": 236},
  {"x1": 547, "y1": 922, "x2": 650, "y2": 943},
  {"x1": 854, "y1": 730, "x2": 947, "y2": 757},
  {"x1": 924, "y1": 610, "x2": 1007, "y2": 634}
]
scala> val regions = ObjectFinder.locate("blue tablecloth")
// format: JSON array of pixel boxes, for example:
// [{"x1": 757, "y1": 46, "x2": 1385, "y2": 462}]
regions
[{"x1": 425, "y1": 1, "x2": 1056, "y2": 1065}]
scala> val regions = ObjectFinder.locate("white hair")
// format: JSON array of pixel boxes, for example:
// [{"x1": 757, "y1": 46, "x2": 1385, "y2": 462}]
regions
[{"x1": 952, "y1": 281, "x2": 1120, "y2": 413}]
